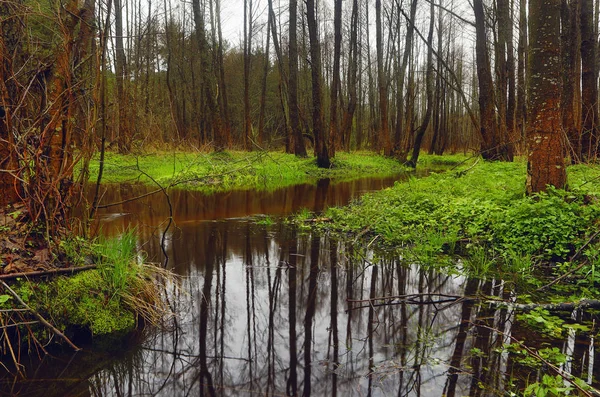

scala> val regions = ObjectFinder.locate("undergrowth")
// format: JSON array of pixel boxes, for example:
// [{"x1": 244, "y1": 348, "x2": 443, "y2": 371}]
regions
[
  {"x1": 300, "y1": 158, "x2": 600, "y2": 294},
  {"x1": 1, "y1": 231, "x2": 170, "y2": 341}
]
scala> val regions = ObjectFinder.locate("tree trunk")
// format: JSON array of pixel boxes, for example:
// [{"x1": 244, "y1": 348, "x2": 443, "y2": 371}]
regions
[
  {"x1": 341, "y1": 0, "x2": 359, "y2": 152},
  {"x1": 243, "y1": 0, "x2": 253, "y2": 150},
  {"x1": 562, "y1": 0, "x2": 582, "y2": 162},
  {"x1": 191, "y1": 0, "x2": 224, "y2": 150},
  {"x1": 516, "y1": 0, "x2": 527, "y2": 143},
  {"x1": 0, "y1": 2, "x2": 20, "y2": 206},
  {"x1": 329, "y1": 0, "x2": 342, "y2": 157},
  {"x1": 580, "y1": 0, "x2": 598, "y2": 161},
  {"x1": 306, "y1": 0, "x2": 330, "y2": 168},
  {"x1": 405, "y1": 0, "x2": 434, "y2": 168},
  {"x1": 288, "y1": 0, "x2": 307, "y2": 157},
  {"x1": 376, "y1": 0, "x2": 392, "y2": 156},
  {"x1": 394, "y1": 0, "x2": 417, "y2": 158},
  {"x1": 474, "y1": 0, "x2": 502, "y2": 160},
  {"x1": 526, "y1": 0, "x2": 566, "y2": 193}
]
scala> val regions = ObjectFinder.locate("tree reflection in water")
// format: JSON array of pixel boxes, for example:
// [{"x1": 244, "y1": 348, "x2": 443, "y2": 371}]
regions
[{"x1": 3, "y1": 180, "x2": 600, "y2": 395}]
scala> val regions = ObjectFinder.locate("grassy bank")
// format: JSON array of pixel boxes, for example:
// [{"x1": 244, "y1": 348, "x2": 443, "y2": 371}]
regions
[
  {"x1": 303, "y1": 158, "x2": 600, "y2": 295},
  {"x1": 87, "y1": 150, "x2": 467, "y2": 192},
  {"x1": 0, "y1": 232, "x2": 169, "y2": 352}
]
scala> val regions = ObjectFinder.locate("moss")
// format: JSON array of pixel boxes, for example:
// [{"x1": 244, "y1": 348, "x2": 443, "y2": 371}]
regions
[{"x1": 9, "y1": 269, "x2": 136, "y2": 337}]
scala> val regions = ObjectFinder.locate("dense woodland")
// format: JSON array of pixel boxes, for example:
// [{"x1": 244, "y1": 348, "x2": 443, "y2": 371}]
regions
[{"x1": 0, "y1": 0, "x2": 599, "y2": 234}]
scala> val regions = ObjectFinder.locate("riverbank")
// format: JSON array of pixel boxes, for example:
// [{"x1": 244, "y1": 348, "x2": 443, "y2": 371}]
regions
[
  {"x1": 0, "y1": 227, "x2": 170, "y2": 372},
  {"x1": 301, "y1": 158, "x2": 600, "y2": 296},
  {"x1": 87, "y1": 150, "x2": 467, "y2": 192}
]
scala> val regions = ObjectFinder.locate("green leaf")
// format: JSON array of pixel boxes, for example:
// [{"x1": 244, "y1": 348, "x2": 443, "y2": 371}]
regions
[{"x1": 0, "y1": 295, "x2": 12, "y2": 304}]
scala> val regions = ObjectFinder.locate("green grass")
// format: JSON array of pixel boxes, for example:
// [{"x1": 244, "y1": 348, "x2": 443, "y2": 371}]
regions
[
  {"x1": 303, "y1": 158, "x2": 600, "y2": 292},
  {"x1": 1, "y1": 231, "x2": 168, "y2": 339},
  {"x1": 86, "y1": 150, "x2": 465, "y2": 193}
]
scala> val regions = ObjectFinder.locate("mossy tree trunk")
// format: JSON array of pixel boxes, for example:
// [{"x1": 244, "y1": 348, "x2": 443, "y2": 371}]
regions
[{"x1": 526, "y1": 0, "x2": 567, "y2": 193}]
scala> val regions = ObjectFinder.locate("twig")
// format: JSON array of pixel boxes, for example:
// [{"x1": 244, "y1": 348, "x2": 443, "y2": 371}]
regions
[
  {"x1": 0, "y1": 264, "x2": 97, "y2": 280},
  {"x1": 1, "y1": 280, "x2": 80, "y2": 351}
]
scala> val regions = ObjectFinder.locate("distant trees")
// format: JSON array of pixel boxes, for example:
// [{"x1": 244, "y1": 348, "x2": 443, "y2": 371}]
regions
[{"x1": 3, "y1": 0, "x2": 600, "y2": 217}]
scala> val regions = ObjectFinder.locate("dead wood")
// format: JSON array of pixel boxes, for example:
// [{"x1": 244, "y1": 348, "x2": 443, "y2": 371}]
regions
[{"x1": 0, "y1": 264, "x2": 97, "y2": 280}]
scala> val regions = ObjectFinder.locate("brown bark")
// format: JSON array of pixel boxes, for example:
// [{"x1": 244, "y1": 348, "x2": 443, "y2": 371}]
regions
[
  {"x1": 405, "y1": 0, "x2": 434, "y2": 167},
  {"x1": 328, "y1": 0, "x2": 342, "y2": 157},
  {"x1": 341, "y1": 0, "x2": 359, "y2": 152},
  {"x1": 0, "y1": 2, "x2": 20, "y2": 207},
  {"x1": 394, "y1": 0, "x2": 417, "y2": 158},
  {"x1": 191, "y1": 0, "x2": 225, "y2": 150},
  {"x1": 474, "y1": 0, "x2": 503, "y2": 160},
  {"x1": 562, "y1": 0, "x2": 582, "y2": 162},
  {"x1": 496, "y1": 0, "x2": 515, "y2": 160},
  {"x1": 516, "y1": 0, "x2": 527, "y2": 142},
  {"x1": 580, "y1": 0, "x2": 598, "y2": 161},
  {"x1": 375, "y1": 0, "x2": 392, "y2": 156},
  {"x1": 526, "y1": 0, "x2": 566, "y2": 193},
  {"x1": 288, "y1": 0, "x2": 307, "y2": 157},
  {"x1": 243, "y1": 0, "x2": 253, "y2": 150},
  {"x1": 306, "y1": 0, "x2": 330, "y2": 168}
]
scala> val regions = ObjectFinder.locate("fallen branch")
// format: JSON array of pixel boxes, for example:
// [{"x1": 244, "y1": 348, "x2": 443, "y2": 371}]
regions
[
  {"x1": 0, "y1": 264, "x2": 97, "y2": 280},
  {"x1": 1, "y1": 280, "x2": 80, "y2": 351}
]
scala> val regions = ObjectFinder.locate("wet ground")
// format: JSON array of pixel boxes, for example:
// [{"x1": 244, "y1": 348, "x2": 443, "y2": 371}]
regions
[{"x1": 2, "y1": 174, "x2": 599, "y2": 396}]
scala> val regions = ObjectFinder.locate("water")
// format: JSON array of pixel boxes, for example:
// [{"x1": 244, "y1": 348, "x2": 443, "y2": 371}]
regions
[{"x1": 2, "y1": 175, "x2": 599, "y2": 396}]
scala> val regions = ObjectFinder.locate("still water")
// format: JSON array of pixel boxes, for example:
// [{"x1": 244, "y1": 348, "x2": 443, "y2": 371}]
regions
[{"x1": 2, "y1": 175, "x2": 599, "y2": 396}]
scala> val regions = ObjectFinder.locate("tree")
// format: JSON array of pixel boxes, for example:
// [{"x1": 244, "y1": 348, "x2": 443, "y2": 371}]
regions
[
  {"x1": 474, "y1": 0, "x2": 502, "y2": 160},
  {"x1": 289, "y1": 0, "x2": 307, "y2": 156},
  {"x1": 329, "y1": 0, "x2": 342, "y2": 156},
  {"x1": 306, "y1": 0, "x2": 330, "y2": 167},
  {"x1": 375, "y1": 0, "x2": 392, "y2": 156},
  {"x1": 580, "y1": 0, "x2": 598, "y2": 160},
  {"x1": 405, "y1": 0, "x2": 435, "y2": 167},
  {"x1": 526, "y1": 0, "x2": 566, "y2": 193}
]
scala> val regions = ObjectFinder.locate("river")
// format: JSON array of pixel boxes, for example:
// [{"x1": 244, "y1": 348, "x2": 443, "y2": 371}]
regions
[{"x1": 2, "y1": 174, "x2": 598, "y2": 396}]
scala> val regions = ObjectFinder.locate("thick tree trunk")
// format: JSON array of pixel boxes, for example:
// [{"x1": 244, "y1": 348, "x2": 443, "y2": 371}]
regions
[
  {"x1": 288, "y1": 0, "x2": 307, "y2": 157},
  {"x1": 306, "y1": 0, "x2": 330, "y2": 168},
  {"x1": 526, "y1": 0, "x2": 566, "y2": 193}
]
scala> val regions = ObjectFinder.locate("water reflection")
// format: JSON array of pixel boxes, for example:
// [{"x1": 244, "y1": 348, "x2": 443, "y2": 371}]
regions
[{"x1": 3, "y1": 178, "x2": 600, "y2": 396}]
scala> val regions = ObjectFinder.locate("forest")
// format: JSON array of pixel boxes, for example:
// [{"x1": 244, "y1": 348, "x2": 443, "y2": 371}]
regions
[{"x1": 2, "y1": 0, "x2": 600, "y2": 395}]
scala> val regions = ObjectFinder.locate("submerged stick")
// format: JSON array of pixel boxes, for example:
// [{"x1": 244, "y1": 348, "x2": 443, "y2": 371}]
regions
[{"x1": 0, "y1": 280, "x2": 81, "y2": 351}]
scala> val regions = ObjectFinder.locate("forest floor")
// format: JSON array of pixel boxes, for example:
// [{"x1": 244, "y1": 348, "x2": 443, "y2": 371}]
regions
[{"x1": 86, "y1": 150, "x2": 467, "y2": 192}]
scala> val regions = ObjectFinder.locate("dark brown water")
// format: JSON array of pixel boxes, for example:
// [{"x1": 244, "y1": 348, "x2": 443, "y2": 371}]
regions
[{"x1": 2, "y1": 175, "x2": 599, "y2": 396}]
